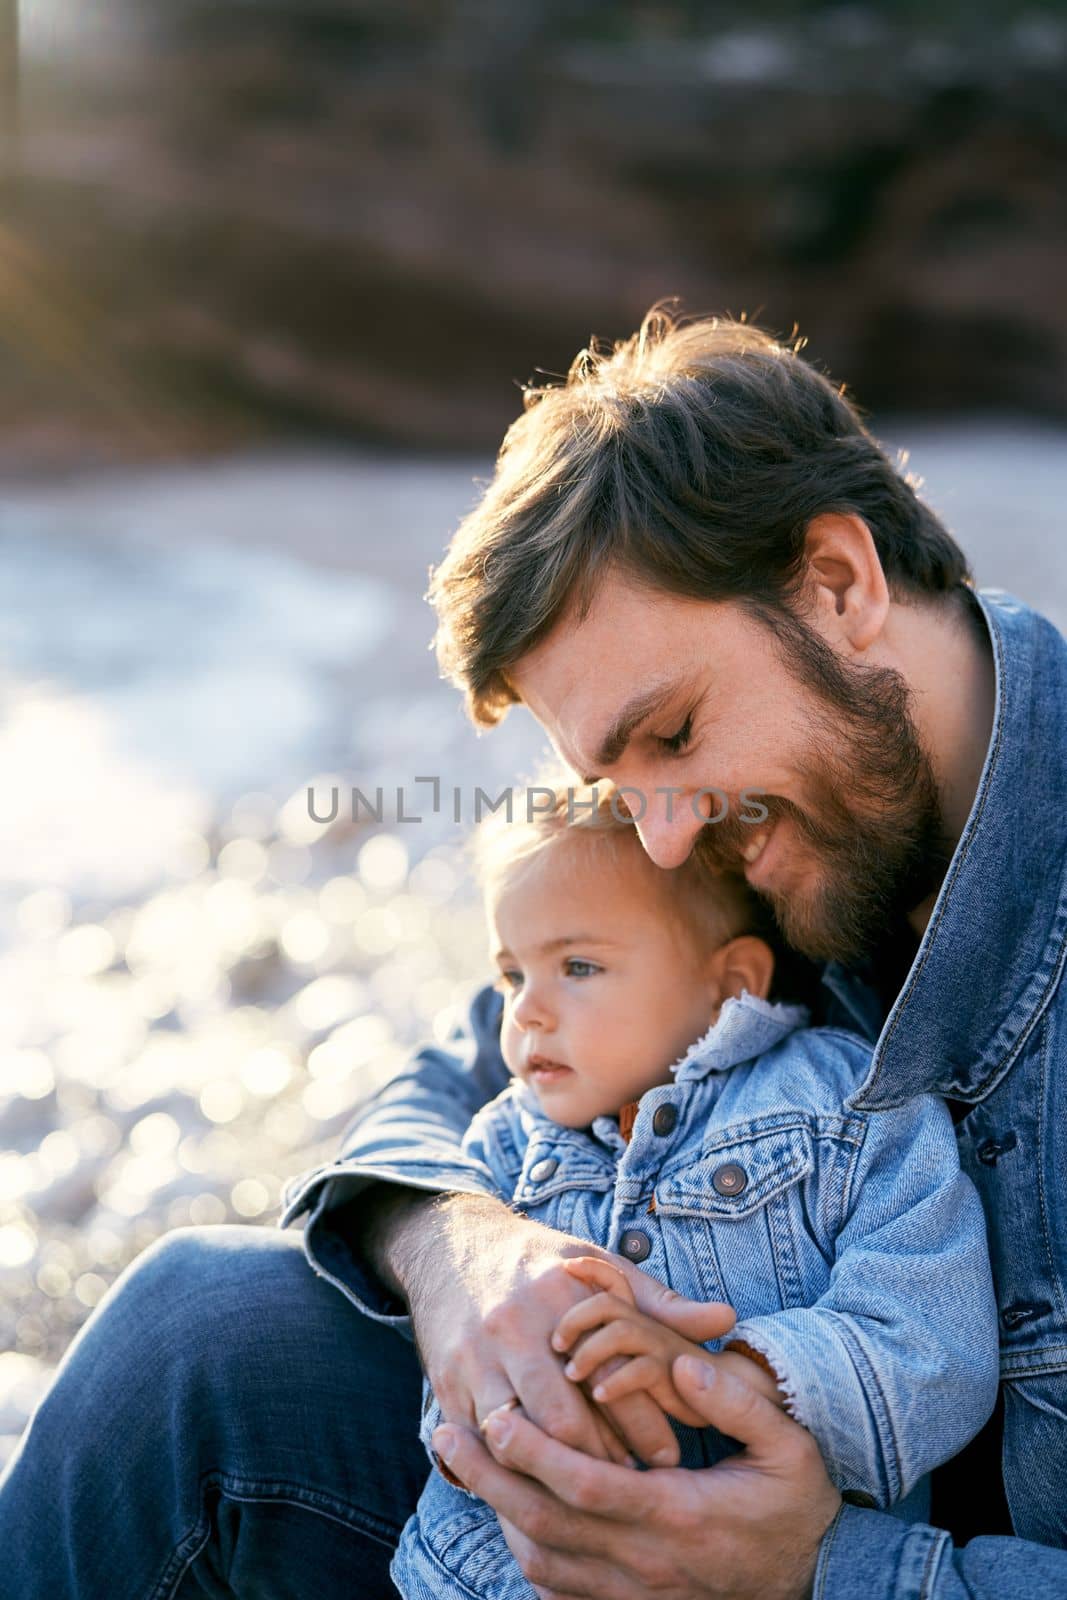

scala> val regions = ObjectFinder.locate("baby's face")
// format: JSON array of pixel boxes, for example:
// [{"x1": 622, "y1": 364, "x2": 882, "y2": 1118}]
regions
[{"x1": 490, "y1": 835, "x2": 722, "y2": 1128}]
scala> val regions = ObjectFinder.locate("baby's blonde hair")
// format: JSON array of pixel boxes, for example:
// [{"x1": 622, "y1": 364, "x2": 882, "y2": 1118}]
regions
[{"x1": 472, "y1": 770, "x2": 758, "y2": 954}]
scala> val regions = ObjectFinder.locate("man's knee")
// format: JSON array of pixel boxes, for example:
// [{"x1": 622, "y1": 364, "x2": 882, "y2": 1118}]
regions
[
  {"x1": 105, "y1": 1224, "x2": 419, "y2": 1389},
  {"x1": 118, "y1": 1222, "x2": 239, "y2": 1290},
  {"x1": 85, "y1": 1224, "x2": 307, "y2": 1375},
  {"x1": 109, "y1": 1222, "x2": 265, "y2": 1308}
]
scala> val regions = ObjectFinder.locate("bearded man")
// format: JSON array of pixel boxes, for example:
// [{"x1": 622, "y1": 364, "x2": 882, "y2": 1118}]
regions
[{"x1": 3, "y1": 310, "x2": 1064, "y2": 1600}]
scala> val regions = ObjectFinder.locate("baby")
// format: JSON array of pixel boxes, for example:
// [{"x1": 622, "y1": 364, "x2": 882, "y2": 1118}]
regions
[{"x1": 392, "y1": 778, "x2": 999, "y2": 1600}]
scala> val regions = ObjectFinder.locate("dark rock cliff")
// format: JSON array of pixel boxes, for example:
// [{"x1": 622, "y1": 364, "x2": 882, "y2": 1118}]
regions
[{"x1": 2, "y1": 3, "x2": 1065, "y2": 461}]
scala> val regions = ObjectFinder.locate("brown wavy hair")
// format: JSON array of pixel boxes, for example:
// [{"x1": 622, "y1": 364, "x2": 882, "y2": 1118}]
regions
[{"x1": 429, "y1": 303, "x2": 971, "y2": 728}]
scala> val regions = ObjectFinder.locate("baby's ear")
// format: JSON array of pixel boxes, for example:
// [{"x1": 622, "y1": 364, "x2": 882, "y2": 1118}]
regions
[{"x1": 709, "y1": 936, "x2": 775, "y2": 1005}]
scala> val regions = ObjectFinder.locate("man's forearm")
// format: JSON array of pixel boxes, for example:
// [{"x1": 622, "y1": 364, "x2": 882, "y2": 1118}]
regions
[
  {"x1": 361, "y1": 1184, "x2": 438, "y2": 1302},
  {"x1": 363, "y1": 1184, "x2": 512, "y2": 1305}
]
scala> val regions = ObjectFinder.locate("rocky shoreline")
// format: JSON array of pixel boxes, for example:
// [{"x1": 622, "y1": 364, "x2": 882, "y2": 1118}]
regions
[{"x1": 3, "y1": 5, "x2": 1066, "y2": 466}]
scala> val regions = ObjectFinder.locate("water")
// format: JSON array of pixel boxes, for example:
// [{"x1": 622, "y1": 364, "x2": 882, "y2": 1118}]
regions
[{"x1": 0, "y1": 454, "x2": 546, "y2": 905}]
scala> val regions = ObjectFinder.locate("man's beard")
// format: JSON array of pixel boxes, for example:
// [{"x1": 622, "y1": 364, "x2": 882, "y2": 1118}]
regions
[{"x1": 694, "y1": 603, "x2": 954, "y2": 967}]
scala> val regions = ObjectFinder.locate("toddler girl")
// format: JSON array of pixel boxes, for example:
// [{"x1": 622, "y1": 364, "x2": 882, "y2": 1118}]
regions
[{"x1": 392, "y1": 779, "x2": 998, "y2": 1600}]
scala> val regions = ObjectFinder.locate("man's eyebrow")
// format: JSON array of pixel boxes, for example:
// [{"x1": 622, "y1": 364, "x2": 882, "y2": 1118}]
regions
[
  {"x1": 581, "y1": 680, "x2": 681, "y2": 780},
  {"x1": 493, "y1": 935, "x2": 620, "y2": 962}
]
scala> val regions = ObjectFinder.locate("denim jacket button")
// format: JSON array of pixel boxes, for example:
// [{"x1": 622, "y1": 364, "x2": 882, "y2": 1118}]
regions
[
  {"x1": 977, "y1": 1132, "x2": 1017, "y2": 1166},
  {"x1": 712, "y1": 1162, "x2": 748, "y2": 1197},
  {"x1": 1001, "y1": 1301, "x2": 1051, "y2": 1330},
  {"x1": 619, "y1": 1229, "x2": 652, "y2": 1262},
  {"x1": 652, "y1": 1104, "x2": 679, "y2": 1137},
  {"x1": 529, "y1": 1157, "x2": 559, "y2": 1184}
]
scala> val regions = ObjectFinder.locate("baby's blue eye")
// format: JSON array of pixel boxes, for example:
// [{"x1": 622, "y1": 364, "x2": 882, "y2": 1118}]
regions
[
  {"x1": 565, "y1": 958, "x2": 601, "y2": 979},
  {"x1": 496, "y1": 970, "x2": 523, "y2": 991}
]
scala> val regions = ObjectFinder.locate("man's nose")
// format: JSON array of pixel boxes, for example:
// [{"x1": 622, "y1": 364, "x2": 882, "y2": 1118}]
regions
[{"x1": 631, "y1": 787, "x2": 707, "y2": 870}]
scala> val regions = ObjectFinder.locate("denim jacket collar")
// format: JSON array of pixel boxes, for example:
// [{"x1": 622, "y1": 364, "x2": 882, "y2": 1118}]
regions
[
  {"x1": 668, "y1": 992, "x2": 811, "y2": 1083},
  {"x1": 848, "y1": 588, "x2": 1067, "y2": 1110},
  {"x1": 511, "y1": 991, "x2": 811, "y2": 1150}
]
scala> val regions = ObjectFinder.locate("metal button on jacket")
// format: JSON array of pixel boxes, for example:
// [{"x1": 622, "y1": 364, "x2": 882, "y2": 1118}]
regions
[
  {"x1": 529, "y1": 1157, "x2": 558, "y2": 1184},
  {"x1": 977, "y1": 1132, "x2": 1017, "y2": 1166},
  {"x1": 712, "y1": 1162, "x2": 748, "y2": 1197},
  {"x1": 619, "y1": 1229, "x2": 652, "y2": 1262},
  {"x1": 652, "y1": 1103, "x2": 678, "y2": 1137},
  {"x1": 1001, "y1": 1301, "x2": 1050, "y2": 1330}
]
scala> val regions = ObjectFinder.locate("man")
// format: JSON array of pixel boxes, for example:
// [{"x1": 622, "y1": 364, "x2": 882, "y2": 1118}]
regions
[
  {"x1": 283, "y1": 310, "x2": 1067, "y2": 1596},
  {"x1": 1, "y1": 309, "x2": 1063, "y2": 1599}
]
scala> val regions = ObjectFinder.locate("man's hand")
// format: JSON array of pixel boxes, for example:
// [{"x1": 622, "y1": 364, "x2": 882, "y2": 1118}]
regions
[
  {"x1": 555, "y1": 1256, "x2": 784, "y2": 1425},
  {"x1": 432, "y1": 1353, "x2": 841, "y2": 1600},
  {"x1": 365, "y1": 1187, "x2": 735, "y2": 1469}
]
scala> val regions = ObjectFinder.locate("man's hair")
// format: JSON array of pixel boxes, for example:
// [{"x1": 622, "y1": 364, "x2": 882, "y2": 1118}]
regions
[
  {"x1": 429, "y1": 303, "x2": 973, "y2": 728},
  {"x1": 472, "y1": 771, "x2": 758, "y2": 955}
]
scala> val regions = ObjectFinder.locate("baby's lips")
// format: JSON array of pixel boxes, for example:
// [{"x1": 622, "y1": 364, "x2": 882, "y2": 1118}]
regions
[{"x1": 526, "y1": 1053, "x2": 572, "y2": 1072}]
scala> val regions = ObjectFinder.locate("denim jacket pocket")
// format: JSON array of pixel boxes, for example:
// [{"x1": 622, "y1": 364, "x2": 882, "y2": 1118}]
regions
[
  {"x1": 653, "y1": 1117, "x2": 818, "y2": 1313},
  {"x1": 653, "y1": 1116, "x2": 815, "y2": 1221},
  {"x1": 511, "y1": 1139, "x2": 616, "y2": 1210},
  {"x1": 505, "y1": 1138, "x2": 615, "y2": 1237}
]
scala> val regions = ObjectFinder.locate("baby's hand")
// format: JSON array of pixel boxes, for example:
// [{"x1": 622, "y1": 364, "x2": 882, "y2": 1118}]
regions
[{"x1": 553, "y1": 1256, "x2": 784, "y2": 1431}]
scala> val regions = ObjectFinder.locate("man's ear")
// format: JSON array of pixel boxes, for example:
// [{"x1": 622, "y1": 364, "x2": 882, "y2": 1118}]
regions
[
  {"x1": 801, "y1": 512, "x2": 890, "y2": 654},
  {"x1": 707, "y1": 936, "x2": 776, "y2": 1006}
]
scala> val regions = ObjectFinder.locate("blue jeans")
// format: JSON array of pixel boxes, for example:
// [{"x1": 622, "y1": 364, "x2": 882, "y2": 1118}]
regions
[{"x1": 0, "y1": 1226, "x2": 429, "y2": 1599}]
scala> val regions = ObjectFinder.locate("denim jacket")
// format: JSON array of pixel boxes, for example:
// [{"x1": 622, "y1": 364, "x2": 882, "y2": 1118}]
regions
[
  {"x1": 388, "y1": 995, "x2": 997, "y2": 1600},
  {"x1": 281, "y1": 588, "x2": 1067, "y2": 1599}
]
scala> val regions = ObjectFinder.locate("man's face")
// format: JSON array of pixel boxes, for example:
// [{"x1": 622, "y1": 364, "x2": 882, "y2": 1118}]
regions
[{"x1": 510, "y1": 570, "x2": 951, "y2": 966}]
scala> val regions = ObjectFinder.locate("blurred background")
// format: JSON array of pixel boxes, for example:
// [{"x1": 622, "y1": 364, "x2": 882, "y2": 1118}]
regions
[{"x1": 1, "y1": 0, "x2": 1065, "y2": 1461}]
